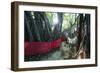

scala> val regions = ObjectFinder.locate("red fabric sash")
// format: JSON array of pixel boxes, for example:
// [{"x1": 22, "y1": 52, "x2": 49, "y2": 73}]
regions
[{"x1": 25, "y1": 37, "x2": 64, "y2": 56}]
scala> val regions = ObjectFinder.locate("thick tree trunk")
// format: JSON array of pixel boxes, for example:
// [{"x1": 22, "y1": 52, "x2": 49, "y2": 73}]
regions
[
  {"x1": 53, "y1": 13, "x2": 63, "y2": 40},
  {"x1": 84, "y1": 14, "x2": 90, "y2": 58}
]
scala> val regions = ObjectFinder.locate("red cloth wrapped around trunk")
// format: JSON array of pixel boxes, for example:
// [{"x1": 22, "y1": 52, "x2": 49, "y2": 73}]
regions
[{"x1": 25, "y1": 37, "x2": 64, "y2": 56}]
